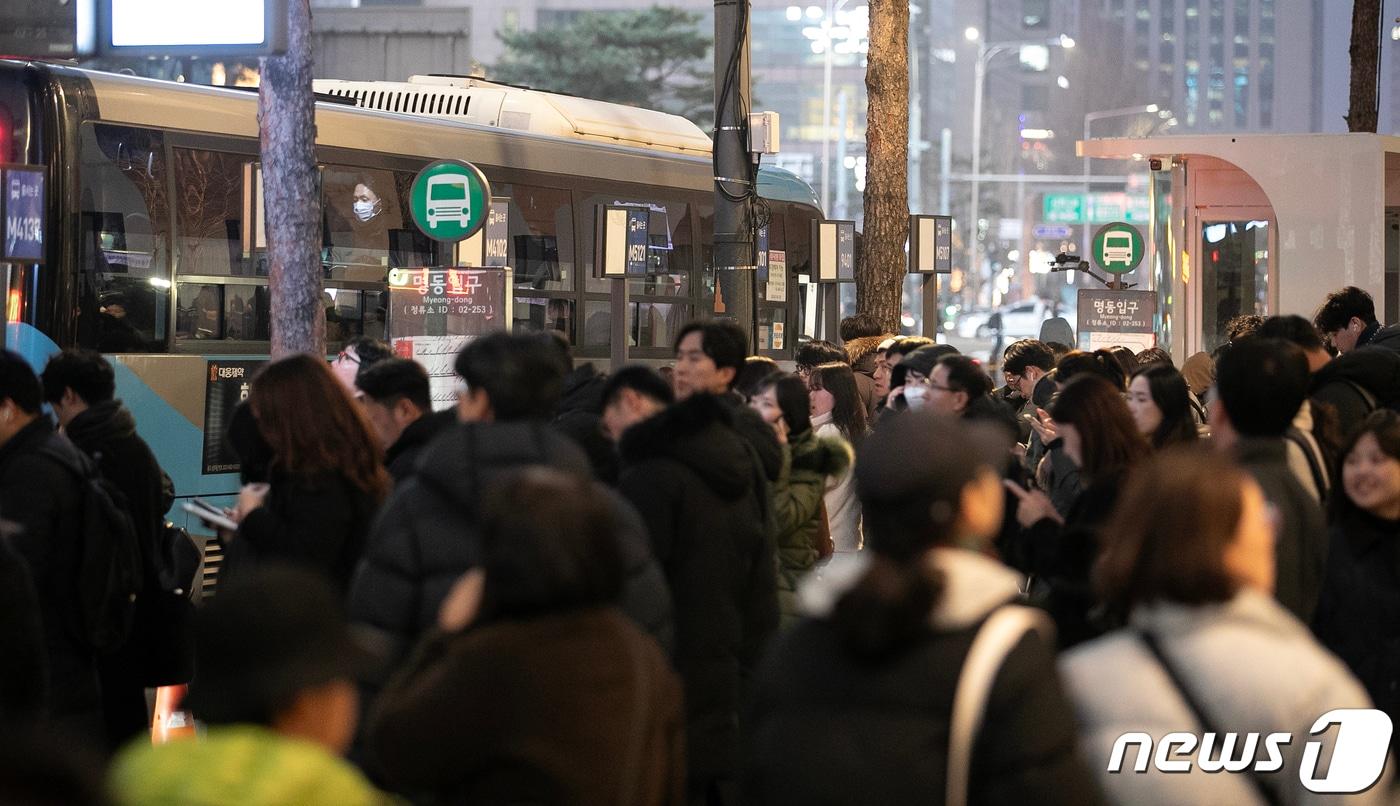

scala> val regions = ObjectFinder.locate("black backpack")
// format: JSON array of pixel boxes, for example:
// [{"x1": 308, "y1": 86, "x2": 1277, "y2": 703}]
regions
[{"x1": 39, "y1": 444, "x2": 143, "y2": 652}]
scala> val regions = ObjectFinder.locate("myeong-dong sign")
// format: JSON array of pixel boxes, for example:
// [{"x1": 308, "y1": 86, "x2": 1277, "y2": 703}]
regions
[{"x1": 1044, "y1": 192, "x2": 1150, "y2": 225}]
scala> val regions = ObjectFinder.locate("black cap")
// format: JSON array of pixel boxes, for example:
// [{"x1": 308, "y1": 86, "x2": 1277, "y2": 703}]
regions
[{"x1": 185, "y1": 565, "x2": 381, "y2": 724}]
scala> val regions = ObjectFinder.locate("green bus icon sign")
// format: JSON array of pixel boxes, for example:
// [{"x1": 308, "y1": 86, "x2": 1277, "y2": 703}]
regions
[
  {"x1": 410, "y1": 160, "x2": 492, "y2": 242},
  {"x1": 1091, "y1": 222, "x2": 1145, "y2": 274}
]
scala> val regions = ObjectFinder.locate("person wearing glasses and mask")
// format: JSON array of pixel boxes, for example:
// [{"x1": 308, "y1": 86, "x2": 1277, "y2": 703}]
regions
[{"x1": 330, "y1": 337, "x2": 391, "y2": 394}]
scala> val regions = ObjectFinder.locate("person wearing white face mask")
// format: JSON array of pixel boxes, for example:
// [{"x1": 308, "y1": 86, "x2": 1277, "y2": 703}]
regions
[{"x1": 351, "y1": 182, "x2": 383, "y2": 223}]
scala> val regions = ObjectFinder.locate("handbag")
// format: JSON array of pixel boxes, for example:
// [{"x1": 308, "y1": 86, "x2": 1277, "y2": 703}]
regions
[
  {"x1": 813, "y1": 500, "x2": 835, "y2": 561},
  {"x1": 946, "y1": 605, "x2": 1054, "y2": 806}
]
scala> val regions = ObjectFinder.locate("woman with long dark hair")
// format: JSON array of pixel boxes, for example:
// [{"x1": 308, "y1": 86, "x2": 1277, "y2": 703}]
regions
[
  {"x1": 1005, "y1": 374, "x2": 1149, "y2": 647},
  {"x1": 751, "y1": 373, "x2": 850, "y2": 626},
  {"x1": 808, "y1": 362, "x2": 866, "y2": 555},
  {"x1": 1313, "y1": 411, "x2": 1400, "y2": 756},
  {"x1": 1125, "y1": 364, "x2": 1198, "y2": 449},
  {"x1": 226, "y1": 354, "x2": 390, "y2": 590},
  {"x1": 744, "y1": 414, "x2": 1099, "y2": 805}
]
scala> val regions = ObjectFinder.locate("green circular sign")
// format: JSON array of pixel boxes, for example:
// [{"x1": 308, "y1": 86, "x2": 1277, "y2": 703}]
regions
[
  {"x1": 409, "y1": 159, "x2": 492, "y2": 243},
  {"x1": 1091, "y1": 222, "x2": 1145, "y2": 274}
]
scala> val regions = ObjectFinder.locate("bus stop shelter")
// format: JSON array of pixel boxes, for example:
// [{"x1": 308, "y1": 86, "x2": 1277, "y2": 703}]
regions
[{"x1": 1080, "y1": 133, "x2": 1400, "y2": 358}]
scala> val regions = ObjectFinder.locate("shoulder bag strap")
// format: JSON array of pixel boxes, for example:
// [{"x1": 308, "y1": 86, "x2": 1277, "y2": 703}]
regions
[
  {"x1": 945, "y1": 605, "x2": 1053, "y2": 806},
  {"x1": 1137, "y1": 631, "x2": 1283, "y2": 806}
]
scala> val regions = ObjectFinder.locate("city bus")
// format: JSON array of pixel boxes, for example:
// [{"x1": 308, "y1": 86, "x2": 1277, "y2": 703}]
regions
[{"x1": 0, "y1": 61, "x2": 822, "y2": 565}]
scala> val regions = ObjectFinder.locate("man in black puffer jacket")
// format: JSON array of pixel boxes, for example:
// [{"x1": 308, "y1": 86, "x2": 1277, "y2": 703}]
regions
[
  {"x1": 348, "y1": 334, "x2": 673, "y2": 683},
  {"x1": 546, "y1": 333, "x2": 618, "y2": 484},
  {"x1": 0, "y1": 352, "x2": 99, "y2": 737},
  {"x1": 604, "y1": 366, "x2": 778, "y2": 806},
  {"x1": 43, "y1": 349, "x2": 184, "y2": 750}
]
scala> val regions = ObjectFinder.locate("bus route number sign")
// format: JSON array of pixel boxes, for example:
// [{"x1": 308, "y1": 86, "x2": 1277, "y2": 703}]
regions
[{"x1": 409, "y1": 160, "x2": 492, "y2": 243}]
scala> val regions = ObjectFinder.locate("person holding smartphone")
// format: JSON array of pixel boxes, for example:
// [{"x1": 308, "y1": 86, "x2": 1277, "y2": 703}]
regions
[{"x1": 220, "y1": 355, "x2": 390, "y2": 593}]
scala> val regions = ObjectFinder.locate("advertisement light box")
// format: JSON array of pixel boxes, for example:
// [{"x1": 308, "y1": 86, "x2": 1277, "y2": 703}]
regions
[{"x1": 99, "y1": 0, "x2": 287, "y2": 57}]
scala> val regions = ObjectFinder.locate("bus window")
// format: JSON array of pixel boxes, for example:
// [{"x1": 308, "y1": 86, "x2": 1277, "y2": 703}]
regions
[
  {"x1": 176, "y1": 283, "x2": 223, "y2": 340},
  {"x1": 77, "y1": 124, "x2": 172, "y2": 353},
  {"x1": 173, "y1": 148, "x2": 262, "y2": 277},
  {"x1": 501, "y1": 185, "x2": 574, "y2": 293},
  {"x1": 322, "y1": 166, "x2": 435, "y2": 282},
  {"x1": 222, "y1": 284, "x2": 269, "y2": 341},
  {"x1": 514, "y1": 297, "x2": 575, "y2": 342}
]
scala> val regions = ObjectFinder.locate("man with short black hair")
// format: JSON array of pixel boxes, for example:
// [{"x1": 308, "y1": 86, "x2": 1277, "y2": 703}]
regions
[
  {"x1": 605, "y1": 363, "x2": 777, "y2": 805},
  {"x1": 838, "y1": 313, "x2": 882, "y2": 343},
  {"x1": 41, "y1": 349, "x2": 176, "y2": 749},
  {"x1": 1001, "y1": 339, "x2": 1055, "y2": 402},
  {"x1": 0, "y1": 351, "x2": 99, "y2": 737},
  {"x1": 353, "y1": 358, "x2": 450, "y2": 484},
  {"x1": 1211, "y1": 337, "x2": 1327, "y2": 622},
  {"x1": 600, "y1": 366, "x2": 674, "y2": 442},
  {"x1": 1315, "y1": 286, "x2": 1400, "y2": 354},
  {"x1": 350, "y1": 333, "x2": 673, "y2": 693},
  {"x1": 672, "y1": 320, "x2": 781, "y2": 483},
  {"x1": 794, "y1": 340, "x2": 848, "y2": 377}
]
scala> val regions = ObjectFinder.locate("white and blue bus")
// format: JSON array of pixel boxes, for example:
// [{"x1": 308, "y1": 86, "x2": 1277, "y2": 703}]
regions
[{"x1": 0, "y1": 62, "x2": 822, "y2": 559}]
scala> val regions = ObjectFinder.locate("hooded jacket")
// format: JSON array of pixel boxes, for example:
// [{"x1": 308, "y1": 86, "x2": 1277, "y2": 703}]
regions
[
  {"x1": 1062, "y1": 590, "x2": 1387, "y2": 806},
  {"x1": 616, "y1": 393, "x2": 778, "y2": 791},
  {"x1": 349, "y1": 421, "x2": 673, "y2": 676},
  {"x1": 744, "y1": 549, "x2": 1102, "y2": 806},
  {"x1": 1309, "y1": 345, "x2": 1400, "y2": 436},
  {"x1": 845, "y1": 335, "x2": 890, "y2": 413},
  {"x1": 1366, "y1": 322, "x2": 1400, "y2": 353},
  {"x1": 554, "y1": 363, "x2": 619, "y2": 484},
  {"x1": 383, "y1": 409, "x2": 453, "y2": 484},
  {"x1": 0, "y1": 417, "x2": 100, "y2": 725},
  {"x1": 772, "y1": 429, "x2": 851, "y2": 627},
  {"x1": 65, "y1": 399, "x2": 188, "y2": 744}
]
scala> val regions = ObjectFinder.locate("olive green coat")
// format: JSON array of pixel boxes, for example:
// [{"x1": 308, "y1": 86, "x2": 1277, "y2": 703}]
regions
[{"x1": 773, "y1": 429, "x2": 852, "y2": 628}]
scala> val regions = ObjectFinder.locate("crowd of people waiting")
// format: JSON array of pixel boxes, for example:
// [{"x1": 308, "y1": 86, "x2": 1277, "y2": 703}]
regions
[{"x1": 0, "y1": 288, "x2": 1399, "y2": 805}]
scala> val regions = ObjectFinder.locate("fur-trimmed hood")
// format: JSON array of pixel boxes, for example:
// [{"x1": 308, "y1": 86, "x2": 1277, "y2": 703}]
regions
[{"x1": 846, "y1": 334, "x2": 894, "y2": 374}]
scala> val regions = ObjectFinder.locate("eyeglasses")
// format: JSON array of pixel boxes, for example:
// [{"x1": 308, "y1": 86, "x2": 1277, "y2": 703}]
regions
[
  {"x1": 336, "y1": 350, "x2": 361, "y2": 366},
  {"x1": 927, "y1": 382, "x2": 958, "y2": 393}
]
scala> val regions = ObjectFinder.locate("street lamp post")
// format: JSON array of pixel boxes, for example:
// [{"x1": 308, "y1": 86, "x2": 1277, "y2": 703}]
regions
[
  {"x1": 1081, "y1": 104, "x2": 1159, "y2": 258},
  {"x1": 966, "y1": 30, "x2": 1072, "y2": 305},
  {"x1": 815, "y1": 0, "x2": 867, "y2": 216}
]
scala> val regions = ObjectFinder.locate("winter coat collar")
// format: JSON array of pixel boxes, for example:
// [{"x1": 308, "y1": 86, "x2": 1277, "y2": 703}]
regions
[
  {"x1": 1129, "y1": 588, "x2": 1302, "y2": 640},
  {"x1": 416, "y1": 420, "x2": 591, "y2": 510},
  {"x1": 64, "y1": 399, "x2": 137, "y2": 453},
  {"x1": 617, "y1": 393, "x2": 756, "y2": 500},
  {"x1": 798, "y1": 547, "x2": 1024, "y2": 631},
  {"x1": 557, "y1": 363, "x2": 605, "y2": 417}
]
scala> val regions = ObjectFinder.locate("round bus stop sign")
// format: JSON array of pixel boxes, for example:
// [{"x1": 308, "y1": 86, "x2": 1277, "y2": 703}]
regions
[
  {"x1": 1091, "y1": 222, "x2": 1145, "y2": 274},
  {"x1": 409, "y1": 160, "x2": 492, "y2": 242}
]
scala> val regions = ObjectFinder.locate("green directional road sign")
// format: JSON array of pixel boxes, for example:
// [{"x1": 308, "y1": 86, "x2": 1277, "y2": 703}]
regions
[
  {"x1": 409, "y1": 160, "x2": 492, "y2": 243},
  {"x1": 1091, "y1": 222, "x2": 1145, "y2": 274}
]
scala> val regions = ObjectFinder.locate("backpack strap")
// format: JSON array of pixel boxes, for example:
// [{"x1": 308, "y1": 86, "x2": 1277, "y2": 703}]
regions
[
  {"x1": 1340, "y1": 378, "x2": 1380, "y2": 415},
  {"x1": 946, "y1": 605, "x2": 1053, "y2": 806},
  {"x1": 1283, "y1": 427, "x2": 1328, "y2": 503},
  {"x1": 1138, "y1": 631, "x2": 1283, "y2": 806}
]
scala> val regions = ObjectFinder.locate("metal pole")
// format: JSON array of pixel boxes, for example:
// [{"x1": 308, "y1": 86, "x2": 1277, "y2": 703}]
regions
[
  {"x1": 939, "y1": 127, "x2": 951, "y2": 214},
  {"x1": 713, "y1": 0, "x2": 755, "y2": 337},
  {"x1": 1082, "y1": 114, "x2": 1092, "y2": 262},
  {"x1": 835, "y1": 90, "x2": 849, "y2": 219},
  {"x1": 968, "y1": 43, "x2": 986, "y2": 305},
  {"x1": 820, "y1": 0, "x2": 835, "y2": 215}
]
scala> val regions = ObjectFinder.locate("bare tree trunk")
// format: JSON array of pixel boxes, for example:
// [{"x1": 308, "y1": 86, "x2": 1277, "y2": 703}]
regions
[
  {"x1": 1348, "y1": 0, "x2": 1382, "y2": 133},
  {"x1": 259, "y1": 0, "x2": 324, "y2": 359},
  {"x1": 859, "y1": 0, "x2": 909, "y2": 334}
]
